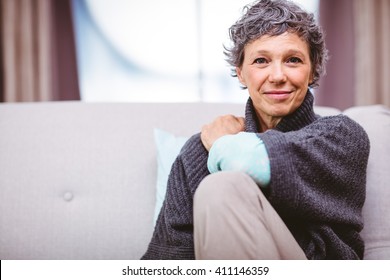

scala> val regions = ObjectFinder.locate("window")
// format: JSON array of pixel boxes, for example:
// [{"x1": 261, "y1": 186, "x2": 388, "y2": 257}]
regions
[{"x1": 72, "y1": 0, "x2": 319, "y2": 102}]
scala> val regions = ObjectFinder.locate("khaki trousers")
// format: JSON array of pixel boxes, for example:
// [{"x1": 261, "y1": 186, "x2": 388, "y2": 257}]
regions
[{"x1": 193, "y1": 171, "x2": 307, "y2": 260}]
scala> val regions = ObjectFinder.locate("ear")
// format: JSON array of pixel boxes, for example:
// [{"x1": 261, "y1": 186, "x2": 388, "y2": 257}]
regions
[{"x1": 236, "y1": 67, "x2": 246, "y2": 87}]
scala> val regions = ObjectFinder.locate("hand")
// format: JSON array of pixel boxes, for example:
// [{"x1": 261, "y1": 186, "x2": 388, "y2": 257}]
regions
[{"x1": 201, "y1": 115, "x2": 245, "y2": 151}]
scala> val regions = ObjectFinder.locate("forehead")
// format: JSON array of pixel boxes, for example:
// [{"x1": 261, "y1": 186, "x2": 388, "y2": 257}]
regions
[{"x1": 244, "y1": 32, "x2": 310, "y2": 57}]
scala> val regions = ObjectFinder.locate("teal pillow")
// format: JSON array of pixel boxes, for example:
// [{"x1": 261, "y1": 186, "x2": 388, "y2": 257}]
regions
[{"x1": 153, "y1": 129, "x2": 188, "y2": 224}]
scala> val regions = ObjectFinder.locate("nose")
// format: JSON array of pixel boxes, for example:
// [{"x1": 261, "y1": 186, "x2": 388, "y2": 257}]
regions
[{"x1": 268, "y1": 63, "x2": 286, "y2": 84}]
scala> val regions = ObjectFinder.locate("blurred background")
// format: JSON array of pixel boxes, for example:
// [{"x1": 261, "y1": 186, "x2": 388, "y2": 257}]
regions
[{"x1": 0, "y1": 0, "x2": 389, "y2": 110}]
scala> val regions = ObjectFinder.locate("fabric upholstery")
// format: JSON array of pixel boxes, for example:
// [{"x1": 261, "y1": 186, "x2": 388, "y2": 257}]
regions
[{"x1": 0, "y1": 101, "x2": 388, "y2": 260}]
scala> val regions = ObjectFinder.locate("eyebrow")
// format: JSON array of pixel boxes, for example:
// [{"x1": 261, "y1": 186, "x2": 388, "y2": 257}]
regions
[{"x1": 249, "y1": 49, "x2": 307, "y2": 59}]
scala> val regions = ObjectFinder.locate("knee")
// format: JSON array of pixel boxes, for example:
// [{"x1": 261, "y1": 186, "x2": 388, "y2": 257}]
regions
[{"x1": 194, "y1": 171, "x2": 259, "y2": 207}]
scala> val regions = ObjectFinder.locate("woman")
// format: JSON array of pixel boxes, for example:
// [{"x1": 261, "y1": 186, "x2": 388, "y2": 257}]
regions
[{"x1": 142, "y1": 0, "x2": 370, "y2": 260}]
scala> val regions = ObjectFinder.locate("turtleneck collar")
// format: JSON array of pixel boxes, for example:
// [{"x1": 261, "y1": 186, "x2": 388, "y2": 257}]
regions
[{"x1": 244, "y1": 91, "x2": 318, "y2": 133}]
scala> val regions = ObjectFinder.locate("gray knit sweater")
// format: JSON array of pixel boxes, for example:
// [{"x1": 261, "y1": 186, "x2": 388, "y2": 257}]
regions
[{"x1": 142, "y1": 92, "x2": 370, "y2": 260}]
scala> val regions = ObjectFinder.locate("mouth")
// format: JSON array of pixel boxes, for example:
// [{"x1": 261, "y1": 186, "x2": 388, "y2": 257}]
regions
[
  {"x1": 264, "y1": 90, "x2": 292, "y2": 95},
  {"x1": 263, "y1": 90, "x2": 293, "y2": 101}
]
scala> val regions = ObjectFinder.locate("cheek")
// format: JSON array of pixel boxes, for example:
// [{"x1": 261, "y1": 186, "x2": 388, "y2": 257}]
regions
[
  {"x1": 246, "y1": 70, "x2": 267, "y2": 88},
  {"x1": 289, "y1": 70, "x2": 312, "y2": 88},
  {"x1": 290, "y1": 70, "x2": 312, "y2": 100}
]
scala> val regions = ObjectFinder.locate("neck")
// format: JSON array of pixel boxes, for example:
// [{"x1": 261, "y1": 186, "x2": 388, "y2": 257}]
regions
[
  {"x1": 244, "y1": 91, "x2": 317, "y2": 133},
  {"x1": 257, "y1": 113, "x2": 282, "y2": 132}
]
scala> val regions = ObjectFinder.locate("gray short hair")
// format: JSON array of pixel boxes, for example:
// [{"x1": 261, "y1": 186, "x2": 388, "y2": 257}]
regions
[{"x1": 225, "y1": 0, "x2": 328, "y2": 87}]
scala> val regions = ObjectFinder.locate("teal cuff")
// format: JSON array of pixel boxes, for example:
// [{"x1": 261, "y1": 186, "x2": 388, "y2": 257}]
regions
[{"x1": 207, "y1": 132, "x2": 271, "y2": 187}]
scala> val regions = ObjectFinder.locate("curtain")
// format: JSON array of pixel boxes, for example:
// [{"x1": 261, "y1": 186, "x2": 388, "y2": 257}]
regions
[
  {"x1": 318, "y1": 0, "x2": 390, "y2": 109},
  {"x1": 354, "y1": 0, "x2": 390, "y2": 107},
  {"x1": 0, "y1": 0, "x2": 80, "y2": 102},
  {"x1": 317, "y1": 0, "x2": 355, "y2": 110}
]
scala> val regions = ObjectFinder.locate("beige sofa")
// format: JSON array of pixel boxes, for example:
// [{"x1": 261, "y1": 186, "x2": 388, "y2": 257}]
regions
[{"x1": 0, "y1": 101, "x2": 389, "y2": 259}]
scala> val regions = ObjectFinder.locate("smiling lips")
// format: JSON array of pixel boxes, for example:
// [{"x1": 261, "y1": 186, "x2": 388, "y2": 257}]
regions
[{"x1": 264, "y1": 90, "x2": 293, "y2": 101}]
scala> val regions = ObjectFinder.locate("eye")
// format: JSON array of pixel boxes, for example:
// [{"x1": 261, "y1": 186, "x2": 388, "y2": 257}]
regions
[
  {"x1": 287, "y1": 57, "x2": 303, "y2": 64},
  {"x1": 253, "y1": 57, "x2": 268, "y2": 64}
]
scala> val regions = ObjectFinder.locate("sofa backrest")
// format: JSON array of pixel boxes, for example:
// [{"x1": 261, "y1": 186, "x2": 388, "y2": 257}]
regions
[
  {"x1": 0, "y1": 101, "x2": 388, "y2": 259},
  {"x1": 0, "y1": 102, "x2": 252, "y2": 259}
]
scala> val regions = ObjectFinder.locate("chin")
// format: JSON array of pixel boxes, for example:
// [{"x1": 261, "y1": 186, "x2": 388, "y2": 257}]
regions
[{"x1": 267, "y1": 106, "x2": 292, "y2": 118}]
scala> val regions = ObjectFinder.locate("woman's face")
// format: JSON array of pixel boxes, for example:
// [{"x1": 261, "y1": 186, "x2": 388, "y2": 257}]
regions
[{"x1": 236, "y1": 32, "x2": 313, "y2": 129}]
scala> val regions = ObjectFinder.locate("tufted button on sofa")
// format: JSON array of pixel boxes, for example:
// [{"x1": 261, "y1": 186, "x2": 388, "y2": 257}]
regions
[{"x1": 0, "y1": 101, "x2": 389, "y2": 259}]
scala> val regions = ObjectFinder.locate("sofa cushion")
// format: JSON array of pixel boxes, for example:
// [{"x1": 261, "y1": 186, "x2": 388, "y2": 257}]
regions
[{"x1": 153, "y1": 128, "x2": 188, "y2": 224}]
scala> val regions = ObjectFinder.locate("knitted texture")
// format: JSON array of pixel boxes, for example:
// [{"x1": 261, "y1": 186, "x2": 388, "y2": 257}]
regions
[
  {"x1": 142, "y1": 92, "x2": 370, "y2": 260},
  {"x1": 207, "y1": 132, "x2": 271, "y2": 187}
]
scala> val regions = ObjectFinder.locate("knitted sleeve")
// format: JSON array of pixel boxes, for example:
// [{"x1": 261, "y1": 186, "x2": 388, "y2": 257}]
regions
[
  {"x1": 207, "y1": 132, "x2": 271, "y2": 187},
  {"x1": 141, "y1": 133, "x2": 208, "y2": 259},
  {"x1": 259, "y1": 115, "x2": 370, "y2": 259}
]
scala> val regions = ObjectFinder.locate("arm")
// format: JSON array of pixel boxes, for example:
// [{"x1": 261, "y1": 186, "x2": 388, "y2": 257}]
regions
[
  {"x1": 142, "y1": 133, "x2": 209, "y2": 259},
  {"x1": 143, "y1": 115, "x2": 245, "y2": 259},
  {"x1": 200, "y1": 114, "x2": 271, "y2": 187},
  {"x1": 201, "y1": 113, "x2": 370, "y2": 259},
  {"x1": 262, "y1": 115, "x2": 370, "y2": 221},
  {"x1": 260, "y1": 115, "x2": 370, "y2": 259}
]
